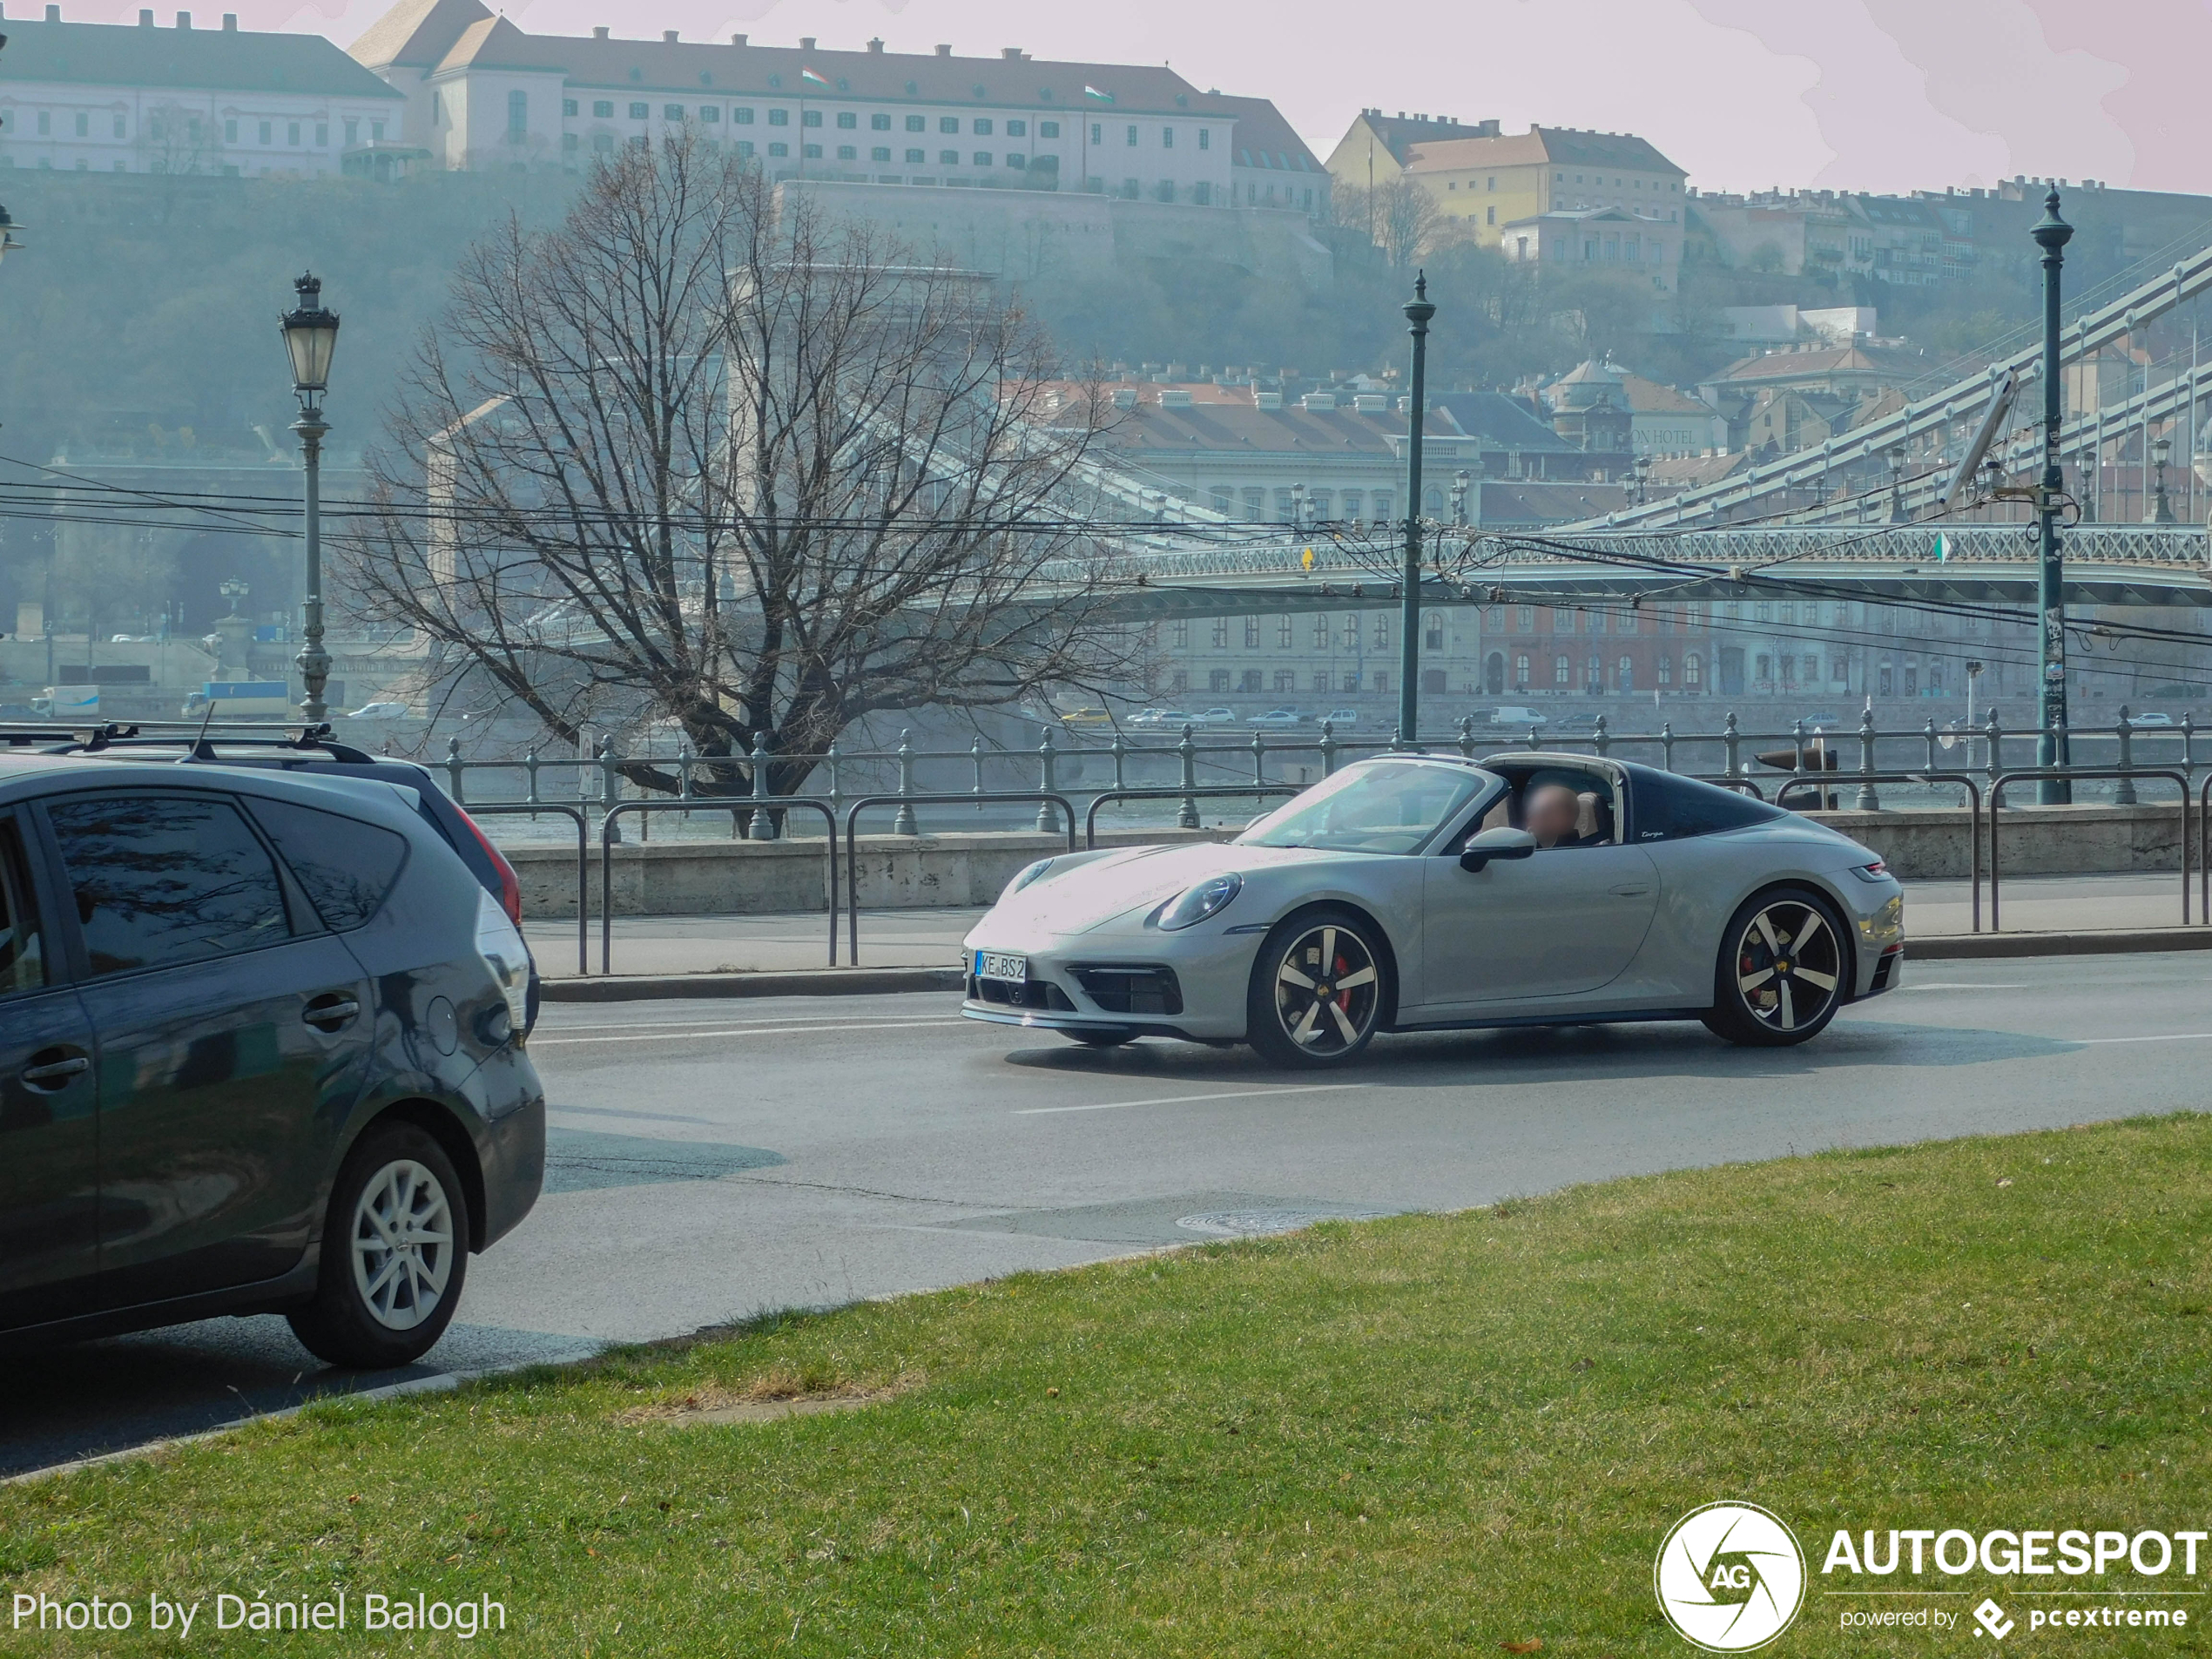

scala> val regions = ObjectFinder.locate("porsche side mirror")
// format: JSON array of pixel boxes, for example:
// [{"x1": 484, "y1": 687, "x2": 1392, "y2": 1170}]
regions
[{"x1": 1460, "y1": 826, "x2": 1537, "y2": 872}]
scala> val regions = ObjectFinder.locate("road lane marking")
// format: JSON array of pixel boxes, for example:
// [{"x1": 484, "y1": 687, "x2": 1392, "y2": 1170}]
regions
[
  {"x1": 1014, "y1": 1082, "x2": 1372, "y2": 1116},
  {"x1": 2074, "y1": 1032, "x2": 2212, "y2": 1045},
  {"x1": 1894, "y1": 982, "x2": 2027, "y2": 992},
  {"x1": 532, "y1": 1019, "x2": 957, "y2": 1047},
  {"x1": 539, "y1": 1015, "x2": 935, "y2": 1033}
]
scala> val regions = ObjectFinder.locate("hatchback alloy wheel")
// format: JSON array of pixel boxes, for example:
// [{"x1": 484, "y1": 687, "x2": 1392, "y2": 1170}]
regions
[{"x1": 350, "y1": 1157, "x2": 457, "y2": 1332}]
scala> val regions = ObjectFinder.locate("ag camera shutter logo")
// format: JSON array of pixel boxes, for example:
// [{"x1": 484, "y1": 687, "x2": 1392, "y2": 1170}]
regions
[{"x1": 1655, "y1": 1501, "x2": 1806, "y2": 1652}]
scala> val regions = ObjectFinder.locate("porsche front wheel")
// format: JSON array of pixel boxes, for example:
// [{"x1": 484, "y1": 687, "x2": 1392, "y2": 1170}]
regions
[
  {"x1": 1703, "y1": 888, "x2": 1848, "y2": 1048},
  {"x1": 1246, "y1": 907, "x2": 1387, "y2": 1068}
]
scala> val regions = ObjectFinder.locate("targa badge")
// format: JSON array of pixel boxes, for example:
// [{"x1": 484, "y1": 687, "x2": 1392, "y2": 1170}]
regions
[{"x1": 1655, "y1": 1501, "x2": 1806, "y2": 1652}]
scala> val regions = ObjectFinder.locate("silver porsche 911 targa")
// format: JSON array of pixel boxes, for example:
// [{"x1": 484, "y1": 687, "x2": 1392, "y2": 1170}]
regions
[{"x1": 961, "y1": 752, "x2": 1904, "y2": 1066}]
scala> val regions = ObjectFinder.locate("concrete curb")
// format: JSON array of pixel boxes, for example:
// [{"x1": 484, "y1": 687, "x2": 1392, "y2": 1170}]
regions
[
  {"x1": 537, "y1": 929, "x2": 2212, "y2": 999},
  {"x1": 1909, "y1": 928, "x2": 2212, "y2": 960},
  {"x1": 541, "y1": 966, "x2": 965, "y2": 1001}
]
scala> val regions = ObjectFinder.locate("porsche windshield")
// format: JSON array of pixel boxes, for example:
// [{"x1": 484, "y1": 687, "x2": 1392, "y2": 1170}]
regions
[{"x1": 1238, "y1": 761, "x2": 1496, "y2": 855}]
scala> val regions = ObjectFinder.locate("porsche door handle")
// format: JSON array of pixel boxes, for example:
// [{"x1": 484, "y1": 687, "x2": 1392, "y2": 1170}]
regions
[
  {"x1": 1609, "y1": 883, "x2": 1652, "y2": 897},
  {"x1": 303, "y1": 994, "x2": 362, "y2": 1033}
]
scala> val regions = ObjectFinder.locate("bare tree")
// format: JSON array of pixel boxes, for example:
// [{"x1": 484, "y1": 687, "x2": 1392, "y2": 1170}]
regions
[
  {"x1": 1333, "y1": 177, "x2": 1445, "y2": 271},
  {"x1": 344, "y1": 132, "x2": 1136, "y2": 795}
]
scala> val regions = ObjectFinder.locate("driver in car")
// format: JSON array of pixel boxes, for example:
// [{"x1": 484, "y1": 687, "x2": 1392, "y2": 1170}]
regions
[{"x1": 1525, "y1": 781, "x2": 1604, "y2": 849}]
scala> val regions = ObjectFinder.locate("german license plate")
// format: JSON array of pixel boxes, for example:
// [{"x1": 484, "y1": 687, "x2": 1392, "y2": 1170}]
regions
[{"x1": 976, "y1": 951, "x2": 1028, "y2": 984}]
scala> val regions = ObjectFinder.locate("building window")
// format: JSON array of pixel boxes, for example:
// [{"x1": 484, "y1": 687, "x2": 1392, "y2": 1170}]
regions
[
  {"x1": 835, "y1": 111, "x2": 856, "y2": 129},
  {"x1": 1091, "y1": 122, "x2": 1103, "y2": 143},
  {"x1": 1341, "y1": 490, "x2": 1363, "y2": 519},
  {"x1": 1684, "y1": 652, "x2": 1703, "y2": 689},
  {"x1": 837, "y1": 145, "x2": 856, "y2": 159},
  {"x1": 1211, "y1": 669, "x2": 1231, "y2": 693},
  {"x1": 871, "y1": 146, "x2": 890, "y2": 162},
  {"x1": 594, "y1": 100, "x2": 615, "y2": 118},
  {"x1": 1314, "y1": 671, "x2": 1332, "y2": 693},
  {"x1": 973, "y1": 151, "x2": 992, "y2": 166},
  {"x1": 1657, "y1": 654, "x2": 1672, "y2": 685},
  {"x1": 662, "y1": 104, "x2": 684, "y2": 121},
  {"x1": 803, "y1": 144, "x2": 822, "y2": 158},
  {"x1": 734, "y1": 139, "x2": 753, "y2": 158},
  {"x1": 1515, "y1": 654, "x2": 1531, "y2": 687},
  {"x1": 1198, "y1": 127, "x2": 1210, "y2": 150},
  {"x1": 631, "y1": 102, "x2": 651, "y2": 119},
  {"x1": 802, "y1": 109, "x2": 822, "y2": 128},
  {"x1": 1617, "y1": 656, "x2": 1634, "y2": 691},
  {"x1": 734, "y1": 106, "x2": 754, "y2": 124},
  {"x1": 1274, "y1": 670, "x2": 1296, "y2": 693},
  {"x1": 1170, "y1": 670, "x2": 1190, "y2": 694},
  {"x1": 1372, "y1": 672, "x2": 1388, "y2": 695},
  {"x1": 74, "y1": 112, "x2": 88, "y2": 138},
  {"x1": 1425, "y1": 613, "x2": 1444, "y2": 651},
  {"x1": 1587, "y1": 655, "x2": 1603, "y2": 690},
  {"x1": 870, "y1": 113, "x2": 890, "y2": 131},
  {"x1": 940, "y1": 117, "x2": 960, "y2": 134},
  {"x1": 905, "y1": 148, "x2": 924, "y2": 163},
  {"x1": 1239, "y1": 669, "x2": 1263, "y2": 694},
  {"x1": 1344, "y1": 671, "x2": 1361, "y2": 693},
  {"x1": 342, "y1": 118, "x2": 355, "y2": 145},
  {"x1": 1007, "y1": 152, "x2": 1025, "y2": 169},
  {"x1": 1211, "y1": 618, "x2": 1229, "y2": 648},
  {"x1": 1171, "y1": 618, "x2": 1190, "y2": 649},
  {"x1": 563, "y1": 98, "x2": 578, "y2": 117},
  {"x1": 1311, "y1": 614, "x2": 1329, "y2": 648},
  {"x1": 768, "y1": 141, "x2": 788, "y2": 157},
  {"x1": 1163, "y1": 126, "x2": 1174, "y2": 148},
  {"x1": 1243, "y1": 617, "x2": 1261, "y2": 649},
  {"x1": 1041, "y1": 120, "x2": 1060, "y2": 138},
  {"x1": 1125, "y1": 124, "x2": 1138, "y2": 145},
  {"x1": 225, "y1": 118, "x2": 239, "y2": 144},
  {"x1": 1278, "y1": 615, "x2": 1294, "y2": 649},
  {"x1": 562, "y1": 132, "x2": 577, "y2": 152},
  {"x1": 974, "y1": 118, "x2": 993, "y2": 135},
  {"x1": 1554, "y1": 654, "x2": 1570, "y2": 685},
  {"x1": 907, "y1": 114, "x2": 927, "y2": 132},
  {"x1": 768, "y1": 108, "x2": 788, "y2": 125},
  {"x1": 1243, "y1": 488, "x2": 1265, "y2": 520},
  {"x1": 506, "y1": 94, "x2": 526, "y2": 138},
  {"x1": 259, "y1": 120, "x2": 272, "y2": 145},
  {"x1": 1372, "y1": 614, "x2": 1389, "y2": 648},
  {"x1": 701, "y1": 106, "x2": 721, "y2": 123},
  {"x1": 35, "y1": 111, "x2": 49, "y2": 136},
  {"x1": 372, "y1": 120, "x2": 385, "y2": 140},
  {"x1": 939, "y1": 149, "x2": 959, "y2": 165},
  {"x1": 1007, "y1": 119, "x2": 1027, "y2": 137}
]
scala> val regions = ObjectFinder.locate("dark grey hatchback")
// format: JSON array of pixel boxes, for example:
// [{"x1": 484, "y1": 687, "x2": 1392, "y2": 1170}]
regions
[{"x1": 0, "y1": 754, "x2": 544, "y2": 1368}]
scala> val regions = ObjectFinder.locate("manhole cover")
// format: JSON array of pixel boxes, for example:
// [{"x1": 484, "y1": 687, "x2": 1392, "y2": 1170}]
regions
[{"x1": 1175, "y1": 1208, "x2": 1386, "y2": 1238}]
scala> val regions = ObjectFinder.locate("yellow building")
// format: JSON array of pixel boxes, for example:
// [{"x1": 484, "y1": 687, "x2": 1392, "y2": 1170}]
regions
[{"x1": 1325, "y1": 111, "x2": 1687, "y2": 250}]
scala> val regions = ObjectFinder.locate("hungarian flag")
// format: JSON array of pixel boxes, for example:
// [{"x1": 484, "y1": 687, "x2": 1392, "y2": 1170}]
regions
[
  {"x1": 801, "y1": 66, "x2": 831, "y2": 89},
  {"x1": 1083, "y1": 84, "x2": 1114, "y2": 103}
]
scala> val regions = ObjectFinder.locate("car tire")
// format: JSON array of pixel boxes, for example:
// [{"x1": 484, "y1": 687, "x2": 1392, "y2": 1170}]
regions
[
  {"x1": 288, "y1": 1122, "x2": 470, "y2": 1371},
  {"x1": 1066, "y1": 1029, "x2": 1137, "y2": 1049},
  {"x1": 1703, "y1": 886, "x2": 1850, "y2": 1048},
  {"x1": 1246, "y1": 905, "x2": 1389, "y2": 1069}
]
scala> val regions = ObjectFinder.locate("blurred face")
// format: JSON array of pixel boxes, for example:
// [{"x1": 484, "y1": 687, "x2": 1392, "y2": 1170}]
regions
[{"x1": 1525, "y1": 783, "x2": 1581, "y2": 847}]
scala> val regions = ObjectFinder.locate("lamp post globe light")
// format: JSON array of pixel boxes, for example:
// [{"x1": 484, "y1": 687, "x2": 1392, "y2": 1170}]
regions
[{"x1": 280, "y1": 271, "x2": 341, "y2": 725}]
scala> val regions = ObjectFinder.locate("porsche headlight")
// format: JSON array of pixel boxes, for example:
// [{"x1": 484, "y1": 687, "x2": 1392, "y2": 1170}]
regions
[
  {"x1": 1158, "y1": 872, "x2": 1242, "y2": 930},
  {"x1": 1005, "y1": 857, "x2": 1058, "y2": 900}
]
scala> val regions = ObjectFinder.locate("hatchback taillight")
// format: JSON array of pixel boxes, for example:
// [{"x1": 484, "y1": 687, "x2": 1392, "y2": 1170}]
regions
[{"x1": 454, "y1": 804, "x2": 523, "y2": 924}]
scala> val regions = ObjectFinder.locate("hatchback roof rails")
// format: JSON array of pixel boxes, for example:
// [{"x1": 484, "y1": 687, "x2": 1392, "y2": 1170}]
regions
[{"x1": 0, "y1": 722, "x2": 141, "y2": 749}]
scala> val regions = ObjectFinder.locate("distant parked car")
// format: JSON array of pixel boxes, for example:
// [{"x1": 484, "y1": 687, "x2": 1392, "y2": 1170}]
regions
[
  {"x1": 1193, "y1": 707, "x2": 1238, "y2": 725},
  {"x1": 1320, "y1": 709, "x2": 1361, "y2": 729},
  {"x1": 1247, "y1": 709, "x2": 1305, "y2": 728},
  {"x1": 1551, "y1": 713, "x2": 1605, "y2": 735},
  {"x1": 2126, "y1": 711, "x2": 2175, "y2": 728},
  {"x1": 1054, "y1": 706, "x2": 1115, "y2": 727},
  {"x1": 1485, "y1": 706, "x2": 1548, "y2": 729},
  {"x1": 342, "y1": 701, "x2": 411, "y2": 721},
  {"x1": 1797, "y1": 711, "x2": 1846, "y2": 730}
]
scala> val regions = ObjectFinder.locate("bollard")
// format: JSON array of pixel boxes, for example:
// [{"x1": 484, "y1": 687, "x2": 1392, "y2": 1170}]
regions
[
  {"x1": 1593, "y1": 712, "x2": 1609, "y2": 758},
  {"x1": 2183, "y1": 711, "x2": 2196, "y2": 780},
  {"x1": 1111, "y1": 729, "x2": 1128, "y2": 792},
  {"x1": 1035, "y1": 727, "x2": 1059, "y2": 833},
  {"x1": 1251, "y1": 725, "x2": 1267, "y2": 785},
  {"x1": 1389, "y1": 723, "x2": 1406, "y2": 754},
  {"x1": 970, "y1": 736, "x2": 985, "y2": 814},
  {"x1": 446, "y1": 737, "x2": 465, "y2": 804},
  {"x1": 1984, "y1": 712, "x2": 2004, "y2": 795},
  {"x1": 1723, "y1": 711, "x2": 1743, "y2": 779},
  {"x1": 747, "y1": 735, "x2": 778, "y2": 840},
  {"x1": 524, "y1": 745, "x2": 541, "y2": 818},
  {"x1": 1177, "y1": 724, "x2": 1200, "y2": 829},
  {"x1": 1855, "y1": 707, "x2": 1880, "y2": 811},
  {"x1": 1319, "y1": 719, "x2": 1339, "y2": 778},
  {"x1": 1923, "y1": 718, "x2": 1939, "y2": 773},
  {"x1": 1791, "y1": 718, "x2": 1809, "y2": 778},
  {"x1": 825, "y1": 739, "x2": 843, "y2": 822},
  {"x1": 1660, "y1": 721, "x2": 1676, "y2": 773},
  {"x1": 2114, "y1": 708, "x2": 2137, "y2": 805},
  {"x1": 1458, "y1": 714, "x2": 1474, "y2": 759},
  {"x1": 892, "y1": 730, "x2": 920, "y2": 836}
]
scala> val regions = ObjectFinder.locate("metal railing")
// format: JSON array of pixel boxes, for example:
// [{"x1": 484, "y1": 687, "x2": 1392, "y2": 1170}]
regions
[
  {"x1": 1986, "y1": 768, "x2": 2192, "y2": 932},
  {"x1": 599, "y1": 797, "x2": 838, "y2": 975},
  {"x1": 461, "y1": 802, "x2": 590, "y2": 975},
  {"x1": 1777, "y1": 772, "x2": 1985, "y2": 932},
  {"x1": 841, "y1": 792, "x2": 1077, "y2": 967},
  {"x1": 1082, "y1": 785, "x2": 1303, "y2": 847}
]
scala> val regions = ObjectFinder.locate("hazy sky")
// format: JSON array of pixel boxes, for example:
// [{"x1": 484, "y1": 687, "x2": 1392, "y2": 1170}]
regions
[{"x1": 99, "y1": 0, "x2": 2210, "y2": 197}]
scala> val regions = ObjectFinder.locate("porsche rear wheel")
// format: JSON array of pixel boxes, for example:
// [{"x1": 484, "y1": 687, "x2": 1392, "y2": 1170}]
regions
[
  {"x1": 1247, "y1": 907, "x2": 1387, "y2": 1068},
  {"x1": 1703, "y1": 887, "x2": 1848, "y2": 1048}
]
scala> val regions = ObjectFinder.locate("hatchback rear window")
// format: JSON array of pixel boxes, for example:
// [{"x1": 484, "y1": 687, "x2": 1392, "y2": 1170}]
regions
[{"x1": 246, "y1": 798, "x2": 409, "y2": 932}]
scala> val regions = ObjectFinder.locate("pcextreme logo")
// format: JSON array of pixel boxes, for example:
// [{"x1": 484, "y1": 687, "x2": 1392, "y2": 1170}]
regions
[{"x1": 1655, "y1": 1502, "x2": 1808, "y2": 1653}]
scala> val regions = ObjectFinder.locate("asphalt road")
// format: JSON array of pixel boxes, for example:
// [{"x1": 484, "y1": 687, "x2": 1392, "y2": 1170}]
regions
[{"x1": 10, "y1": 951, "x2": 2209, "y2": 1476}]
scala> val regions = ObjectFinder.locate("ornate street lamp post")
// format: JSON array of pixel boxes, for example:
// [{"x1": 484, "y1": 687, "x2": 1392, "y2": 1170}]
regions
[
  {"x1": 2033, "y1": 192, "x2": 2074, "y2": 802},
  {"x1": 1887, "y1": 444, "x2": 1908, "y2": 523},
  {"x1": 1398, "y1": 273, "x2": 1435, "y2": 745},
  {"x1": 2149, "y1": 435, "x2": 2178, "y2": 523},
  {"x1": 279, "y1": 272, "x2": 341, "y2": 725}
]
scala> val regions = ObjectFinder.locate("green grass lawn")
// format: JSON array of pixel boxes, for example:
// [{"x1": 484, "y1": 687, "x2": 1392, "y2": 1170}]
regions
[{"x1": 10, "y1": 1116, "x2": 2212, "y2": 1656}]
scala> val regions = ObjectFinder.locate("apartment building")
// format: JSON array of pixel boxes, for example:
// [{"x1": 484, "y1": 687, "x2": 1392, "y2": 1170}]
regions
[
  {"x1": 0, "y1": 4, "x2": 405, "y2": 177},
  {"x1": 347, "y1": 0, "x2": 1325, "y2": 213}
]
